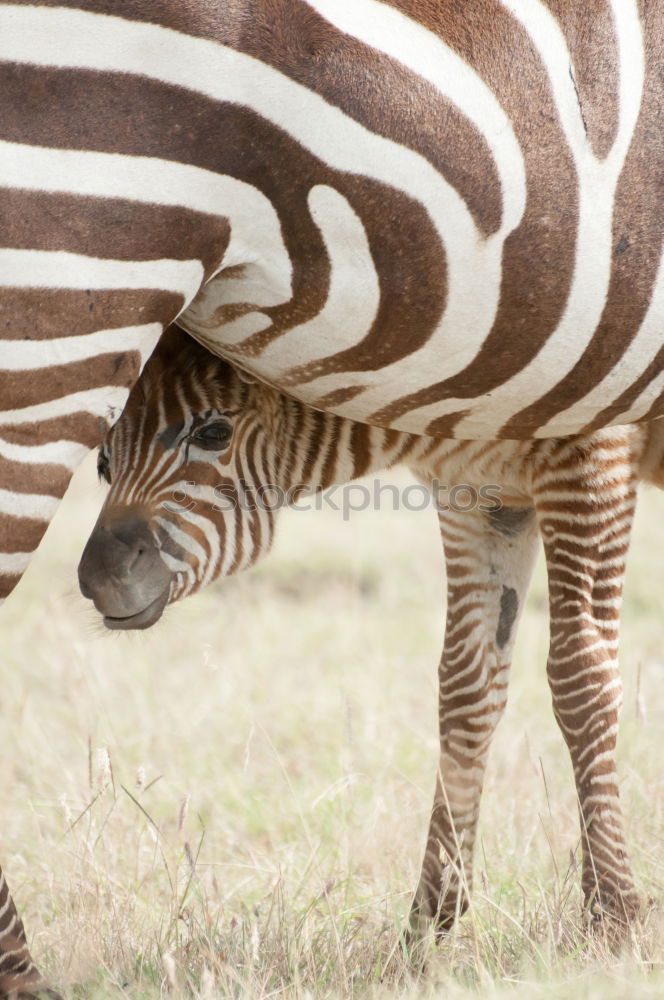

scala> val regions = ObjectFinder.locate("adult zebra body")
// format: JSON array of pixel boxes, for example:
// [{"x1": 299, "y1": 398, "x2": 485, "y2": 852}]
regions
[{"x1": 1, "y1": 0, "x2": 663, "y2": 993}]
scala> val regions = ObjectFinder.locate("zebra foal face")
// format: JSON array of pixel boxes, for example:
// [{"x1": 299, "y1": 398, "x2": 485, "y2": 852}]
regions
[{"x1": 78, "y1": 327, "x2": 282, "y2": 629}]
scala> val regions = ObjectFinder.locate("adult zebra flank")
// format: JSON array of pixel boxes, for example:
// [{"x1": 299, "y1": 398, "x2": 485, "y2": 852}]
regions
[
  {"x1": 79, "y1": 326, "x2": 664, "y2": 944},
  {"x1": 0, "y1": 0, "x2": 663, "y2": 995}
]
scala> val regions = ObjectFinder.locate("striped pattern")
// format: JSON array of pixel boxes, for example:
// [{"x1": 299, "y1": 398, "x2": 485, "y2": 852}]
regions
[
  {"x1": 86, "y1": 328, "x2": 661, "y2": 932},
  {"x1": 1, "y1": 1, "x2": 663, "y2": 988},
  {"x1": 0, "y1": 868, "x2": 55, "y2": 999},
  {"x1": 2, "y1": 1, "x2": 664, "y2": 448},
  {"x1": 415, "y1": 436, "x2": 644, "y2": 931},
  {"x1": 2, "y1": 0, "x2": 663, "y2": 594}
]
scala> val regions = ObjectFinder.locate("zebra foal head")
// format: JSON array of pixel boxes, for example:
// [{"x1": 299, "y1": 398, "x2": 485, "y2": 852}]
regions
[{"x1": 78, "y1": 326, "x2": 293, "y2": 629}]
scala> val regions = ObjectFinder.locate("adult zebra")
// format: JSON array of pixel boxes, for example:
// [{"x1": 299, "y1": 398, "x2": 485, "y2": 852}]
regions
[{"x1": 0, "y1": 0, "x2": 662, "y2": 994}]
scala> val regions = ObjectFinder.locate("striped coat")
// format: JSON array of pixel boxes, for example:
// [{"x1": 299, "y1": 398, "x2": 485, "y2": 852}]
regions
[
  {"x1": 2, "y1": 1, "x2": 663, "y2": 445},
  {"x1": 1, "y1": 2, "x2": 663, "y2": 995}
]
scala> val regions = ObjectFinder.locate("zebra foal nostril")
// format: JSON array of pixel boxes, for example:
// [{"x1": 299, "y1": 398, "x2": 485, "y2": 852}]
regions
[{"x1": 122, "y1": 539, "x2": 149, "y2": 577}]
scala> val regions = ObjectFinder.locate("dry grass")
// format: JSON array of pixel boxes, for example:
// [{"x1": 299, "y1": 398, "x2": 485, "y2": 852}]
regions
[{"x1": 3, "y1": 457, "x2": 664, "y2": 999}]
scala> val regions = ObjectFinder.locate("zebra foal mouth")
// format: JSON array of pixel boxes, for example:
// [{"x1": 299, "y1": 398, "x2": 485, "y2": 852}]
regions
[{"x1": 102, "y1": 589, "x2": 170, "y2": 631}]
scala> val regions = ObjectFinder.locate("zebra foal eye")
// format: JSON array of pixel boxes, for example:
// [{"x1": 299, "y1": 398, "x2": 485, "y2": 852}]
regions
[{"x1": 190, "y1": 419, "x2": 233, "y2": 452}]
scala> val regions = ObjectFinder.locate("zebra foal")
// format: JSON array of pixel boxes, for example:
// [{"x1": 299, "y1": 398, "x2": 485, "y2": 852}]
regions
[{"x1": 79, "y1": 327, "x2": 663, "y2": 935}]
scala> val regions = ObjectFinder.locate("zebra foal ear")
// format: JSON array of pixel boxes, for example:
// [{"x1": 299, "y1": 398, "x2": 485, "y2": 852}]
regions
[
  {"x1": 234, "y1": 364, "x2": 260, "y2": 385},
  {"x1": 236, "y1": 367, "x2": 258, "y2": 385},
  {"x1": 96, "y1": 407, "x2": 120, "y2": 439}
]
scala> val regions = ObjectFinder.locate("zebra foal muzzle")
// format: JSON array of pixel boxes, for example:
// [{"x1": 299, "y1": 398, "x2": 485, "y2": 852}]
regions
[{"x1": 78, "y1": 513, "x2": 172, "y2": 630}]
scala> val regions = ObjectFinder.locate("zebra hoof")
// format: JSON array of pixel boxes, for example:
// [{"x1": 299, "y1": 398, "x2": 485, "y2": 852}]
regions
[{"x1": 584, "y1": 889, "x2": 642, "y2": 944}]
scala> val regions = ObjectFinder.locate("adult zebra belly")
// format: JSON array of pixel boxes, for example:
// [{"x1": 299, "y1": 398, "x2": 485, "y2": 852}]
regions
[
  {"x1": 2, "y1": 0, "x2": 663, "y2": 440},
  {"x1": 181, "y1": 209, "x2": 664, "y2": 441},
  {"x1": 172, "y1": 0, "x2": 664, "y2": 442}
]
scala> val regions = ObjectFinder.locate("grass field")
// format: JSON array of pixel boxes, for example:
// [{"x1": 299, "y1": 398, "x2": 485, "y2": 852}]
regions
[{"x1": 4, "y1": 456, "x2": 664, "y2": 999}]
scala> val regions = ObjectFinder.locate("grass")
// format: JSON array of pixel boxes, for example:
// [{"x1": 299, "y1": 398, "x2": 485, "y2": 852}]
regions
[{"x1": 3, "y1": 457, "x2": 664, "y2": 998}]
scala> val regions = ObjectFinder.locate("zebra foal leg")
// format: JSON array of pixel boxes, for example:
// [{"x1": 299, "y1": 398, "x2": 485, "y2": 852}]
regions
[
  {"x1": 534, "y1": 438, "x2": 641, "y2": 925},
  {"x1": 410, "y1": 504, "x2": 539, "y2": 939}
]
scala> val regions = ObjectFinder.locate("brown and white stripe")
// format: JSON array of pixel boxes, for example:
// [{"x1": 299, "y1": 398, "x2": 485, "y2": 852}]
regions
[
  {"x1": 0, "y1": 866, "x2": 57, "y2": 999},
  {"x1": 1, "y1": 1, "x2": 663, "y2": 990},
  {"x1": 2, "y1": 0, "x2": 662, "y2": 590}
]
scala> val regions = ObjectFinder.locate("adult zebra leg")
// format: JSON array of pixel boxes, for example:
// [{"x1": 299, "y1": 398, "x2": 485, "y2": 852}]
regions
[
  {"x1": 0, "y1": 866, "x2": 58, "y2": 999},
  {"x1": 0, "y1": 330, "x2": 170, "y2": 996},
  {"x1": 410, "y1": 504, "x2": 540, "y2": 939},
  {"x1": 534, "y1": 439, "x2": 641, "y2": 926}
]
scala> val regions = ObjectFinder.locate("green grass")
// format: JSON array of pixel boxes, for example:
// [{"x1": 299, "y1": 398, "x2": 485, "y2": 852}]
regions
[{"x1": 3, "y1": 458, "x2": 664, "y2": 998}]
